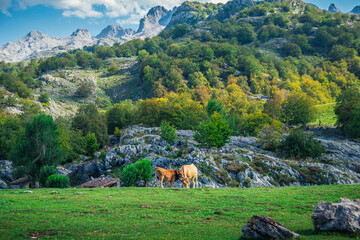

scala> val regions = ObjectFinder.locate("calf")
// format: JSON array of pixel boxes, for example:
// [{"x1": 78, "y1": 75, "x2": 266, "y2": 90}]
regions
[{"x1": 155, "y1": 167, "x2": 181, "y2": 188}]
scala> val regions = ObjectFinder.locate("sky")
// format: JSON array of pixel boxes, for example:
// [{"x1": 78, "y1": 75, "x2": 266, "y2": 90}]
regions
[{"x1": 0, "y1": 0, "x2": 358, "y2": 46}]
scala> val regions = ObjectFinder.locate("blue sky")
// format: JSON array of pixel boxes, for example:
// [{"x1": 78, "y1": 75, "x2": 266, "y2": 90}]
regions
[{"x1": 0, "y1": 0, "x2": 358, "y2": 46}]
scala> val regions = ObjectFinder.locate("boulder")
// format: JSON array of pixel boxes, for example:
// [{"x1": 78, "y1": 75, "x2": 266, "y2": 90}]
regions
[
  {"x1": 0, "y1": 178, "x2": 8, "y2": 189},
  {"x1": 0, "y1": 160, "x2": 14, "y2": 181},
  {"x1": 312, "y1": 198, "x2": 360, "y2": 233},
  {"x1": 242, "y1": 215, "x2": 300, "y2": 239}
]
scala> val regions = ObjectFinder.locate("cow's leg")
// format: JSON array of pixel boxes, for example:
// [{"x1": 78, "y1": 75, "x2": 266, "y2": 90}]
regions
[
  {"x1": 170, "y1": 180, "x2": 174, "y2": 188},
  {"x1": 196, "y1": 175, "x2": 198, "y2": 188},
  {"x1": 160, "y1": 177, "x2": 164, "y2": 188}
]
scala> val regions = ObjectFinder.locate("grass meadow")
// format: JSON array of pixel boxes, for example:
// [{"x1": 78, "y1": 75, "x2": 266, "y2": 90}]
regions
[{"x1": 0, "y1": 185, "x2": 360, "y2": 239}]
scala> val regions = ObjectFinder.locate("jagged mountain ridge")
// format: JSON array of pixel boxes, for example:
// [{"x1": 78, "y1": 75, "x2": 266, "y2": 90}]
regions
[
  {"x1": 1, "y1": 0, "x2": 360, "y2": 63},
  {"x1": 0, "y1": 6, "x2": 174, "y2": 63}
]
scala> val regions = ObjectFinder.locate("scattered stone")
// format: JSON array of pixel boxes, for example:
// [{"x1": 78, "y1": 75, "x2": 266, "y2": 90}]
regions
[
  {"x1": 214, "y1": 211, "x2": 223, "y2": 215},
  {"x1": 51, "y1": 191, "x2": 58, "y2": 194},
  {"x1": 77, "y1": 192, "x2": 84, "y2": 195},
  {"x1": 242, "y1": 215, "x2": 300, "y2": 239},
  {"x1": 312, "y1": 198, "x2": 360, "y2": 233},
  {"x1": 23, "y1": 190, "x2": 33, "y2": 194},
  {"x1": 140, "y1": 204, "x2": 151, "y2": 208}
]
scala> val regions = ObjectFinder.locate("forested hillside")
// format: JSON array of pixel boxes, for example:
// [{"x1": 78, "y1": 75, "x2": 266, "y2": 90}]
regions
[{"x1": 1, "y1": 0, "x2": 360, "y2": 183}]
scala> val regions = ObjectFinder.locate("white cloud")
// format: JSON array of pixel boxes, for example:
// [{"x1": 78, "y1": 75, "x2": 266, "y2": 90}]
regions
[
  {"x1": 2, "y1": 0, "x2": 230, "y2": 19},
  {"x1": 0, "y1": 0, "x2": 12, "y2": 15}
]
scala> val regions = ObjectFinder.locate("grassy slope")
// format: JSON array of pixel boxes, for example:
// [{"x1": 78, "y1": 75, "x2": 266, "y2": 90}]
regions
[
  {"x1": 1, "y1": 185, "x2": 360, "y2": 239},
  {"x1": 311, "y1": 103, "x2": 337, "y2": 125}
]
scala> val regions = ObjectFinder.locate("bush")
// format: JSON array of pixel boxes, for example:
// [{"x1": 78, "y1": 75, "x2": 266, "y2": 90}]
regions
[
  {"x1": 39, "y1": 92, "x2": 50, "y2": 103},
  {"x1": 194, "y1": 112, "x2": 232, "y2": 148},
  {"x1": 136, "y1": 159, "x2": 153, "y2": 186},
  {"x1": 242, "y1": 113, "x2": 282, "y2": 137},
  {"x1": 277, "y1": 130, "x2": 325, "y2": 159},
  {"x1": 282, "y1": 93, "x2": 317, "y2": 126},
  {"x1": 114, "y1": 127, "x2": 122, "y2": 138},
  {"x1": 75, "y1": 82, "x2": 94, "y2": 98},
  {"x1": 160, "y1": 121, "x2": 177, "y2": 144},
  {"x1": 46, "y1": 174, "x2": 70, "y2": 188},
  {"x1": 39, "y1": 165, "x2": 57, "y2": 186},
  {"x1": 121, "y1": 164, "x2": 138, "y2": 187}
]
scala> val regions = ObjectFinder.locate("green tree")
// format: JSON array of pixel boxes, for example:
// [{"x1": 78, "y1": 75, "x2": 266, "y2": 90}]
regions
[
  {"x1": 85, "y1": 133, "x2": 99, "y2": 157},
  {"x1": 160, "y1": 121, "x2": 177, "y2": 144},
  {"x1": 9, "y1": 114, "x2": 63, "y2": 182},
  {"x1": 194, "y1": 112, "x2": 232, "y2": 148},
  {"x1": 121, "y1": 164, "x2": 138, "y2": 187},
  {"x1": 75, "y1": 82, "x2": 94, "y2": 98},
  {"x1": 106, "y1": 100, "x2": 137, "y2": 134},
  {"x1": 136, "y1": 159, "x2": 153, "y2": 187},
  {"x1": 282, "y1": 93, "x2": 317, "y2": 125},
  {"x1": 206, "y1": 99, "x2": 225, "y2": 116}
]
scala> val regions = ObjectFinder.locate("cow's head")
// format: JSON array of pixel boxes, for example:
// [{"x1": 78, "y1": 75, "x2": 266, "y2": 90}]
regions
[
  {"x1": 177, "y1": 169, "x2": 185, "y2": 180},
  {"x1": 181, "y1": 177, "x2": 190, "y2": 188}
]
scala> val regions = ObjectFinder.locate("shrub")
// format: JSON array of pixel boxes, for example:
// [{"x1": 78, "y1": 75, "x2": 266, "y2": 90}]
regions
[
  {"x1": 194, "y1": 112, "x2": 232, "y2": 148},
  {"x1": 39, "y1": 92, "x2": 50, "y2": 103},
  {"x1": 114, "y1": 127, "x2": 122, "y2": 138},
  {"x1": 136, "y1": 159, "x2": 153, "y2": 186},
  {"x1": 160, "y1": 121, "x2": 177, "y2": 144},
  {"x1": 242, "y1": 113, "x2": 282, "y2": 137},
  {"x1": 39, "y1": 165, "x2": 57, "y2": 186},
  {"x1": 277, "y1": 130, "x2": 325, "y2": 159},
  {"x1": 282, "y1": 93, "x2": 317, "y2": 126},
  {"x1": 121, "y1": 164, "x2": 138, "y2": 187},
  {"x1": 46, "y1": 174, "x2": 70, "y2": 188},
  {"x1": 75, "y1": 82, "x2": 94, "y2": 98}
]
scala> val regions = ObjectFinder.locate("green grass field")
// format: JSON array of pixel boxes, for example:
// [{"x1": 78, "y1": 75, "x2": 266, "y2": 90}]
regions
[
  {"x1": 1, "y1": 185, "x2": 360, "y2": 239},
  {"x1": 312, "y1": 103, "x2": 337, "y2": 126}
]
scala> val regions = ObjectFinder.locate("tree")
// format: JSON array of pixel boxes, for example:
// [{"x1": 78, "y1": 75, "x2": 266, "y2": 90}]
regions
[
  {"x1": 206, "y1": 99, "x2": 225, "y2": 116},
  {"x1": 121, "y1": 164, "x2": 138, "y2": 187},
  {"x1": 9, "y1": 114, "x2": 63, "y2": 182},
  {"x1": 282, "y1": 93, "x2": 317, "y2": 125},
  {"x1": 106, "y1": 100, "x2": 137, "y2": 134},
  {"x1": 75, "y1": 82, "x2": 94, "y2": 98},
  {"x1": 136, "y1": 159, "x2": 153, "y2": 187},
  {"x1": 72, "y1": 104, "x2": 108, "y2": 146},
  {"x1": 194, "y1": 112, "x2": 232, "y2": 148},
  {"x1": 160, "y1": 121, "x2": 177, "y2": 144},
  {"x1": 85, "y1": 133, "x2": 99, "y2": 157},
  {"x1": 39, "y1": 91, "x2": 50, "y2": 103}
]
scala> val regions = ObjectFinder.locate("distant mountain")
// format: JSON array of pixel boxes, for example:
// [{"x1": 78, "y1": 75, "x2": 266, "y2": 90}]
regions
[
  {"x1": 349, "y1": 6, "x2": 360, "y2": 15},
  {"x1": 96, "y1": 25, "x2": 135, "y2": 39},
  {"x1": 0, "y1": 5, "x2": 175, "y2": 63},
  {"x1": 0, "y1": 29, "x2": 96, "y2": 62},
  {"x1": 136, "y1": 6, "x2": 174, "y2": 37},
  {"x1": 328, "y1": 3, "x2": 341, "y2": 13}
]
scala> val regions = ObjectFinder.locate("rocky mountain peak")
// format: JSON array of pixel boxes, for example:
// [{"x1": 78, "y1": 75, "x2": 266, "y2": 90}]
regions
[
  {"x1": 350, "y1": 5, "x2": 360, "y2": 15},
  {"x1": 96, "y1": 25, "x2": 135, "y2": 39},
  {"x1": 136, "y1": 6, "x2": 173, "y2": 34},
  {"x1": 328, "y1": 3, "x2": 341, "y2": 13},
  {"x1": 71, "y1": 29, "x2": 92, "y2": 38},
  {"x1": 25, "y1": 30, "x2": 48, "y2": 40}
]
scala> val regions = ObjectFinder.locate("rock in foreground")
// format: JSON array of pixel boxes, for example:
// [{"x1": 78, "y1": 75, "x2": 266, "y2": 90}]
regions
[
  {"x1": 242, "y1": 215, "x2": 300, "y2": 239},
  {"x1": 312, "y1": 198, "x2": 360, "y2": 233}
]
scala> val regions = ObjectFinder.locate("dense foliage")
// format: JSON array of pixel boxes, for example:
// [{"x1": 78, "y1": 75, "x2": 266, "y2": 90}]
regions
[
  {"x1": 39, "y1": 165, "x2": 57, "y2": 187},
  {"x1": 46, "y1": 174, "x2": 70, "y2": 188},
  {"x1": 121, "y1": 159, "x2": 153, "y2": 187},
  {"x1": 278, "y1": 130, "x2": 325, "y2": 159},
  {"x1": 160, "y1": 121, "x2": 177, "y2": 144}
]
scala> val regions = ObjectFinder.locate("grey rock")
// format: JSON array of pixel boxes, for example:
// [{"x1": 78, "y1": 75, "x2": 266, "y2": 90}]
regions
[
  {"x1": 242, "y1": 215, "x2": 300, "y2": 239},
  {"x1": 56, "y1": 166, "x2": 72, "y2": 176},
  {"x1": 349, "y1": 6, "x2": 360, "y2": 15},
  {"x1": 328, "y1": 3, "x2": 342, "y2": 13},
  {"x1": 312, "y1": 198, "x2": 360, "y2": 233},
  {"x1": 0, "y1": 160, "x2": 14, "y2": 181},
  {"x1": 0, "y1": 178, "x2": 8, "y2": 189}
]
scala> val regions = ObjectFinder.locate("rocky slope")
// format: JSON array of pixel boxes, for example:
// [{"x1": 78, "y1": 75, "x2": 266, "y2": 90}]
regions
[{"x1": 101, "y1": 126, "x2": 360, "y2": 188}]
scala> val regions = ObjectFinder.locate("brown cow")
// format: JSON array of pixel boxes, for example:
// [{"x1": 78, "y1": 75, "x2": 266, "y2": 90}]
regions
[
  {"x1": 179, "y1": 164, "x2": 198, "y2": 188},
  {"x1": 155, "y1": 167, "x2": 181, "y2": 188}
]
